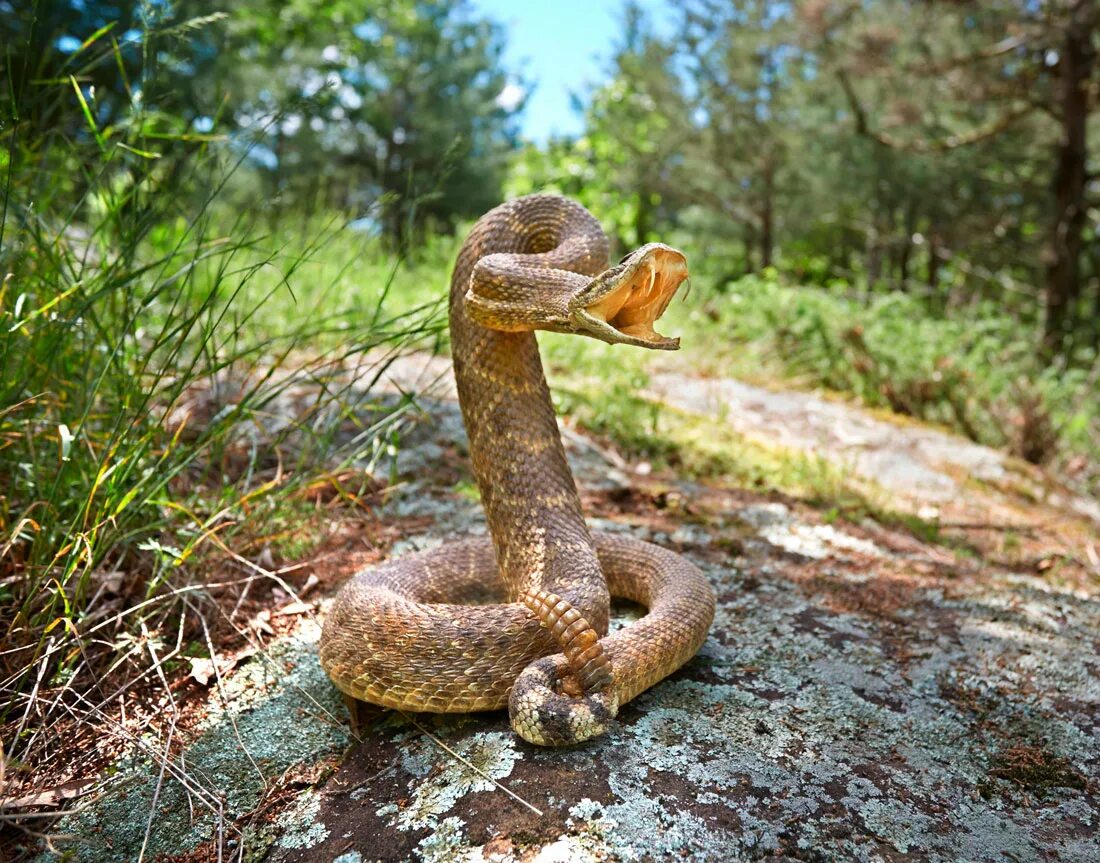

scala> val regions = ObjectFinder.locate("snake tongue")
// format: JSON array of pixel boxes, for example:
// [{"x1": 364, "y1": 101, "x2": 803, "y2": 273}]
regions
[{"x1": 573, "y1": 243, "x2": 688, "y2": 350}]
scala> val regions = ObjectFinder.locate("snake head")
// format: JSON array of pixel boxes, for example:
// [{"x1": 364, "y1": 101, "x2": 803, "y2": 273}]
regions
[
  {"x1": 569, "y1": 243, "x2": 688, "y2": 350},
  {"x1": 510, "y1": 588, "x2": 619, "y2": 745}
]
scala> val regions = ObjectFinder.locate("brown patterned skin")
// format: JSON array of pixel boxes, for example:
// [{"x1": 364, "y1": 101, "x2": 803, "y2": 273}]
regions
[{"x1": 320, "y1": 195, "x2": 716, "y2": 745}]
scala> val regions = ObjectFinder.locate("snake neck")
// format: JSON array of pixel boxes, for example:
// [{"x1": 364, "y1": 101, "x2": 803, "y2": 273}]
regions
[{"x1": 448, "y1": 195, "x2": 611, "y2": 632}]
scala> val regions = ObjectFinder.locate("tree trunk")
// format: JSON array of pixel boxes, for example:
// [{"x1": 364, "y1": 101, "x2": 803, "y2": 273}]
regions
[
  {"x1": 1043, "y1": 1, "x2": 1097, "y2": 356},
  {"x1": 1091, "y1": 277, "x2": 1100, "y2": 355},
  {"x1": 928, "y1": 232, "x2": 942, "y2": 291},
  {"x1": 760, "y1": 161, "x2": 775, "y2": 269},
  {"x1": 866, "y1": 218, "x2": 884, "y2": 291},
  {"x1": 898, "y1": 203, "x2": 917, "y2": 288},
  {"x1": 634, "y1": 189, "x2": 652, "y2": 248}
]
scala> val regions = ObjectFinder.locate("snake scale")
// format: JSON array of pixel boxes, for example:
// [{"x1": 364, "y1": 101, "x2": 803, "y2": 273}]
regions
[{"x1": 320, "y1": 194, "x2": 716, "y2": 745}]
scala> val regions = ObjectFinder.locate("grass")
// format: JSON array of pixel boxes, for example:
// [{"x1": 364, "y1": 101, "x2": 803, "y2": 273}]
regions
[
  {"x1": 167, "y1": 215, "x2": 457, "y2": 349},
  {"x1": 0, "y1": 207, "x2": 446, "y2": 766},
  {"x1": 1, "y1": 210, "x2": 438, "y2": 612},
  {"x1": 0, "y1": 22, "x2": 448, "y2": 807}
]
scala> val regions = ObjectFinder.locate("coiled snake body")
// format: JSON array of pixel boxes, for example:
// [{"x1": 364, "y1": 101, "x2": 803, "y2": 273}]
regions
[{"x1": 320, "y1": 195, "x2": 715, "y2": 745}]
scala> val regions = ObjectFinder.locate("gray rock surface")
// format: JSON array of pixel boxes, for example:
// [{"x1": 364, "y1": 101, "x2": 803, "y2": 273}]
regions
[
  {"x1": 34, "y1": 357, "x2": 1100, "y2": 863},
  {"x1": 646, "y1": 372, "x2": 1007, "y2": 503}
]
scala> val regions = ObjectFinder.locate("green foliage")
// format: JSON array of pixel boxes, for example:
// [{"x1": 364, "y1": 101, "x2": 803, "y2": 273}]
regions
[
  {"x1": 0, "y1": 202, "x2": 441, "y2": 639},
  {"x1": 0, "y1": 8, "x2": 443, "y2": 723},
  {"x1": 507, "y1": 6, "x2": 687, "y2": 254},
  {"x1": 509, "y1": 0, "x2": 1096, "y2": 481},
  {"x1": 171, "y1": 0, "x2": 521, "y2": 239},
  {"x1": 688, "y1": 275, "x2": 1098, "y2": 481},
  {"x1": 2, "y1": 0, "x2": 521, "y2": 244},
  {"x1": 520, "y1": 0, "x2": 1097, "y2": 356}
]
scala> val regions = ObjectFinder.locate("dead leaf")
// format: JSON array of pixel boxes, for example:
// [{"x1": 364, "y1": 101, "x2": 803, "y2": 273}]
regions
[
  {"x1": 251, "y1": 609, "x2": 275, "y2": 636},
  {"x1": 299, "y1": 572, "x2": 320, "y2": 597},
  {"x1": 188, "y1": 647, "x2": 258, "y2": 686},
  {"x1": 96, "y1": 570, "x2": 125, "y2": 595},
  {"x1": 482, "y1": 834, "x2": 513, "y2": 861},
  {"x1": 188, "y1": 656, "x2": 220, "y2": 687},
  {"x1": 0, "y1": 778, "x2": 98, "y2": 810},
  {"x1": 275, "y1": 601, "x2": 313, "y2": 617},
  {"x1": 1085, "y1": 542, "x2": 1099, "y2": 574}
]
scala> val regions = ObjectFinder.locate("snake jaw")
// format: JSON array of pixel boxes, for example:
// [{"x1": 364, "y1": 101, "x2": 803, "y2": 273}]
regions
[{"x1": 571, "y1": 243, "x2": 688, "y2": 350}]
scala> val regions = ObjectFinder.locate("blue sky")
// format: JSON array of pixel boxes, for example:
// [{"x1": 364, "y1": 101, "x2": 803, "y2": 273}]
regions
[{"x1": 472, "y1": 0, "x2": 673, "y2": 142}]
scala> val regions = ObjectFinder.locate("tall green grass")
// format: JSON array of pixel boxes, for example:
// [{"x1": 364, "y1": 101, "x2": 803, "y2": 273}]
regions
[
  {"x1": 1, "y1": 212, "x2": 441, "y2": 628},
  {"x1": 0, "y1": 20, "x2": 444, "y2": 777}
]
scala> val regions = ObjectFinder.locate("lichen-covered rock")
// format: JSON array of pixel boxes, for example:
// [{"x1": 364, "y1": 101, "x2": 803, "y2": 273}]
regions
[
  {"x1": 265, "y1": 543, "x2": 1098, "y2": 863},
  {"x1": 35, "y1": 629, "x2": 349, "y2": 863},
  {"x1": 34, "y1": 364, "x2": 1099, "y2": 863}
]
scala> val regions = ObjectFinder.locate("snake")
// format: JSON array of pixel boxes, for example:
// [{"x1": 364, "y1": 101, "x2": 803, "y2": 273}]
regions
[{"x1": 320, "y1": 194, "x2": 716, "y2": 745}]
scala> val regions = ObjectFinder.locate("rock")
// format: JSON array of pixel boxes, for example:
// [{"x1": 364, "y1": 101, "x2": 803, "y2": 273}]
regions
[
  {"x1": 739, "y1": 503, "x2": 885, "y2": 561},
  {"x1": 646, "y1": 373, "x2": 1007, "y2": 504},
  {"x1": 32, "y1": 356, "x2": 1100, "y2": 863}
]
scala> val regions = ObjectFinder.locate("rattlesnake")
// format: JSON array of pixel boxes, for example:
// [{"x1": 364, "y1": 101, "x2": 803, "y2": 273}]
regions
[{"x1": 320, "y1": 195, "x2": 715, "y2": 745}]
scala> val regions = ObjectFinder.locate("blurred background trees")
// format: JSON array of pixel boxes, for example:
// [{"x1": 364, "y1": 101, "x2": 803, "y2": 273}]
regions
[
  {"x1": 515, "y1": 0, "x2": 1097, "y2": 360},
  {"x1": 191, "y1": 0, "x2": 521, "y2": 239},
  {"x1": 2, "y1": 0, "x2": 1097, "y2": 401},
  {"x1": 3, "y1": 0, "x2": 520, "y2": 244}
]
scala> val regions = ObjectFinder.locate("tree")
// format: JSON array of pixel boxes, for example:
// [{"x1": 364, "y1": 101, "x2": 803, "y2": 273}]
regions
[
  {"x1": 805, "y1": 0, "x2": 1099, "y2": 355},
  {"x1": 2, "y1": 1, "x2": 523, "y2": 244},
  {"x1": 675, "y1": 0, "x2": 810, "y2": 271},
  {"x1": 506, "y1": 4, "x2": 690, "y2": 255},
  {"x1": 182, "y1": 0, "x2": 522, "y2": 242}
]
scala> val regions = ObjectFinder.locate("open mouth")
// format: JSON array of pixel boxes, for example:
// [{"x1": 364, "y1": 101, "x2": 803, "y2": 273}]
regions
[{"x1": 575, "y1": 244, "x2": 688, "y2": 349}]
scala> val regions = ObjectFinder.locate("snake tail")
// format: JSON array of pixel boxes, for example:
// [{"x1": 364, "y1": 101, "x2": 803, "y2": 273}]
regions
[{"x1": 509, "y1": 652, "x2": 620, "y2": 746}]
